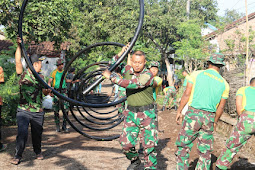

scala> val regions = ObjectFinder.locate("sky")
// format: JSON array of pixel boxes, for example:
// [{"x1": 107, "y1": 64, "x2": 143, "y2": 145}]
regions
[{"x1": 217, "y1": 0, "x2": 255, "y2": 16}]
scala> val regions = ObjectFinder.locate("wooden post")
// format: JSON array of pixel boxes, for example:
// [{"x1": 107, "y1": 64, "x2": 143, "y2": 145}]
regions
[{"x1": 245, "y1": 0, "x2": 249, "y2": 85}]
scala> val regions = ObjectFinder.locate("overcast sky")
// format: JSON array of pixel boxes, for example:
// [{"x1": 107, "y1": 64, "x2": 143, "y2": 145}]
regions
[{"x1": 217, "y1": 0, "x2": 255, "y2": 16}]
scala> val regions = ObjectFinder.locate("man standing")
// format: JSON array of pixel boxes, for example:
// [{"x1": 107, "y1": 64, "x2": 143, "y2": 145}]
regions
[
  {"x1": 148, "y1": 61, "x2": 162, "y2": 102},
  {"x1": 215, "y1": 77, "x2": 255, "y2": 170},
  {"x1": 0, "y1": 66, "x2": 7, "y2": 152},
  {"x1": 48, "y1": 59, "x2": 71, "y2": 132},
  {"x1": 175, "y1": 53, "x2": 229, "y2": 170},
  {"x1": 103, "y1": 51, "x2": 158, "y2": 170},
  {"x1": 161, "y1": 83, "x2": 178, "y2": 111},
  {"x1": 11, "y1": 38, "x2": 51, "y2": 165},
  {"x1": 181, "y1": 70, "x2": 190, "y2": 115}
]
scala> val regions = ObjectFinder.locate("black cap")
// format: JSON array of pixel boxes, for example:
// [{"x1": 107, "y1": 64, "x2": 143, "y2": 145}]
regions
[{"x1": 30, "y1": 54, "x2": 45, "y2": 64}]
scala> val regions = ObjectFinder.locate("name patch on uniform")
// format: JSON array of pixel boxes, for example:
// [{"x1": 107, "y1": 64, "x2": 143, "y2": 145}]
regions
[{"x1": 204, "y1": 72, "x2": 223, "y2": 83}]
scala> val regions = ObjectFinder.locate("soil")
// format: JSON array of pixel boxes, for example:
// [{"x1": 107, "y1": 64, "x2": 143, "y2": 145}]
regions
[{"x1": 1, "y1": 108, "x2": 255, "y2": 170}]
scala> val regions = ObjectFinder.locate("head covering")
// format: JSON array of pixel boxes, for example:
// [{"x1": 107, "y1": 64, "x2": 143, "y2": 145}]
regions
[
  {"x1": 149, "y1": 61, "x2": 161, "y2": 70},
  {"x1": 56, "y1": 59, "x2": 64, "y2": 66},
  {"x1": 208, "y1": 52, "x2": 225, "y2": 66},
  {"x1": 69, "y1": 68, "x2": 75, "y2": 73},
  {"x1": 30, "y1": 54, "x2": 45, "y2": 64}
]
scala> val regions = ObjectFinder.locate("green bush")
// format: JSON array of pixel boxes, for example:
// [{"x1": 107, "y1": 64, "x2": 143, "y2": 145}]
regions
[{"x1": 0, "y1": 73, "x2": 19, "y2": 125}]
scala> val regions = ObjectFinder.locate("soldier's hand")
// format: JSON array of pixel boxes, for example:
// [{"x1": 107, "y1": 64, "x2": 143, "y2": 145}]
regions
[
  {"x1": 176, "y1": 112, "x2": 183, "y2": 125},
  {"x1": 17, "y1": 36, "x2": 22, "y2": 45},
  {"x1": 102, "y1": 69, "x2": 111, "y2": 79},
  {"x1": 213, "y1": 122, "x2": 217, "y2": 131},
  {"x1": 118, "y1": 43, "x2": 130, "y2": 57}
]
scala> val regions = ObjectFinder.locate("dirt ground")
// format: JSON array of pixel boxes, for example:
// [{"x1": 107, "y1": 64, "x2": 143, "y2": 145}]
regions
[{"x1": 1, "y1": 107, "x2": 255, "y2": 170}]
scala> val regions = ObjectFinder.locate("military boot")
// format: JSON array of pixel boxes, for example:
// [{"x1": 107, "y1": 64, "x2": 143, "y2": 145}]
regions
[
  {"x1": 160, "y1": 106, "x2": 165, "y2": 111},
  {"x1": 127, "y1": 158, "x2": 141, "y2": 170},
  {"x1": 174, "y1": 105, "x2": 178, "y2": 111}
]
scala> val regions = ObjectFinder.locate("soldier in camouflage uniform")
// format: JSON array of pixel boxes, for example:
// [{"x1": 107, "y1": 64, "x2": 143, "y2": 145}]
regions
[
  {"x1": 175, "y1": 53, "x2": 229, "y2": 170},
  {"x1": 48, "y1": 59, "x2": 72, "y2": 132},
  {"x1": 103, "y1": 50, "x2": 158, "y2": 170},
  {"x1": 11, "y1": 38, "x2": 51, "y2": 165},
  {"x1": 161, "y1": 84, "x2": 178, "y2": 111},
  {"x1": 215, "y1": 77, "x2": 255, "y2": 170}
]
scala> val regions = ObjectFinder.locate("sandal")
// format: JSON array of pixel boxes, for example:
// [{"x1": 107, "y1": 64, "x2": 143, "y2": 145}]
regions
[
  {"x1": 36, "y1": 153, "x2": 44, "y2": 160},
  {"x1": 11, "y1": 158, "x2": 20, "y2": 165}
]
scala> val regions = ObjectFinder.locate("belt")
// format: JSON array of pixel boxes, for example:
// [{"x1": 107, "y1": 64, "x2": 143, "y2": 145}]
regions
[
  {"x1": 243, "y1": 111, "x2": 255, "y2": 116},
  {"x1": 189, "y1": 106, "x2": 214, "y2": 114},
  {"x1": 127, "y1": 104, "x2": 154, "y2": 112}
]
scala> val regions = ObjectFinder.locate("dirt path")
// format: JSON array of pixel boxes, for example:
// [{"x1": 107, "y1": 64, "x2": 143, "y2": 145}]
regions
[{"x1": 1, "y1": 108, "x2": 255, "y2": 170}]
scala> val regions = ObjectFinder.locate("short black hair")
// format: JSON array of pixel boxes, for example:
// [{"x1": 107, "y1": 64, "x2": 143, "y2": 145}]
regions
[
  {"x1": 207, "y1": 61, "x2": 223, "y2": 68},
  {"x1": 250, "y1": 77, "x2": 255, "y2": 85},
  {"x1": 182, "y1": 70, "x2": 188, "y2": 74},
  {"x1": 132, "y1": 51, "x2": 146, "y2": 57}
]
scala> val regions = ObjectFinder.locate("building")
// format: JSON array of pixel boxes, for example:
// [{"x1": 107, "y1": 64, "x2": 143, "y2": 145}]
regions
[{"x1": 204, "y1": 12, "x2": 255, "y2": 72}]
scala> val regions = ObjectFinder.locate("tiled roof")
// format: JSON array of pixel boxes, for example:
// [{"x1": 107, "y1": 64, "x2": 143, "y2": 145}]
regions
[
  {"x1": 0, "y1": 40, "x2": 13, "y2": 51},
  {"x1": 205, "y1": 12, "x2": 255, "y2": 40},
  {"x1": 27, "y1": 41, "x2": 71, "y2": 58}
]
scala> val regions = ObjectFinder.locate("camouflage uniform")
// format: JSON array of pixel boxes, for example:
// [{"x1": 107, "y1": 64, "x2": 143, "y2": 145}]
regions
[
  {"x1": 50, "y1": 69, "x2": 69, "y2": 126},
  {"x1": 15, "y1": 70, "x2": 45, "y2": 159},
  {"x1": 110, "y1": 58, "x2": 158, "y2": 169},
  {"x1": 163, "y1": 86, "x2": 177, "y2": 107},
  {"x1": 175, "y1": 53, "x2": 229, "y2": 170},
  {"x1": 216, "y1": 85, "x2": 255, "y2": 170},
  {"x1": 175, "y1": 107, "x2": 215, "y2": 170}
]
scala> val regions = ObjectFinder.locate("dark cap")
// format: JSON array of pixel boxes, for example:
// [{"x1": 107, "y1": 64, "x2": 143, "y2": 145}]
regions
[
  {"x1": 30, "y1": 54, "x2": 45, "y2": 64},
  {"x1": 56, "y1": 59, "x2": 64, "y2": 66}
]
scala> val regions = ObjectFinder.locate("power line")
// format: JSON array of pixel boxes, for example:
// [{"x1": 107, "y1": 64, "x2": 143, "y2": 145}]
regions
[
  {"x1": 229, "y1": 0, "x2": 242, "y2": 10},
  {"x1": 235, "y1": 1, "x2": 255, "y2": 10}
]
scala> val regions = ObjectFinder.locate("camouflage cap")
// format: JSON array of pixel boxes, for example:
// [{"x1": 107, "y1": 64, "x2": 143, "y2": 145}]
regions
[
  {"x1": 56, "y1": 59, "x2": 64, "y2": 66},
  {"x1": 149, "y1": 61, "x2": 161, "y2": 69},
  {"x1": 208, "y1": 52, "x2": 225, "y2": 66}
]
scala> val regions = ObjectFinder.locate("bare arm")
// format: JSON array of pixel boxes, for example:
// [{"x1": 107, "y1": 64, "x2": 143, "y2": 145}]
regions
[
  {"x1": 176, "y1": 82, "x2": 193, "y2": 125},
  {"x1": 214, "y1": 98, "x2": 227, "y2": 130},
  {"x1": 48, "y1": 78, "x2": 53, "y2": 87},
  {"x1": 236, "y1": 95, "x2": 243, "y2": 116},
  {"x1": 15, "y1": 37, "x2": 23, "y2": 75}
]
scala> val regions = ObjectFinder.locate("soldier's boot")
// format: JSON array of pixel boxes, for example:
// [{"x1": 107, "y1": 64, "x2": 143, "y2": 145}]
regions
[
  {"x1": 56, "y1": 123, "x2": 61, "y2": 132},
  {"x1": 127, "y1": 158, "x2": 141, "y2": 170},
  {"x1": 174, "y1": 105, "x2": 178, "y2": 111},
  {"x1": 62, "y1": 120, "x2": 69, "y2": 133},
  {"x1": 138, "y1": 143, "x2": 144, "y2": 154},
  {"x1": 160, "y1": 106, "x2": 165, "y2": 111}
]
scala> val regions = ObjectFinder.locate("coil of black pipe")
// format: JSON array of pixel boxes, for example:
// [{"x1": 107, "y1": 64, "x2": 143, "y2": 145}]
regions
[{"x1": 18, "y1": 0, "x2": 144, "y2": 140}]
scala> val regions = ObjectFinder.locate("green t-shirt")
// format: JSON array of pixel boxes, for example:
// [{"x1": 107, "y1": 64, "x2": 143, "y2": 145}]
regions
[
  {"x1": 236, "y1": 86, "x2": 255, "y2": 112},
  {"x1": 188, "y1": 68, "x2": 229, "y2": 112},
  {"x1": 50, "y1": 69, "x2": 67, "y2": 89},
  {"x1": 18, "y1": 70, "x2": 44, "y2": 112}
]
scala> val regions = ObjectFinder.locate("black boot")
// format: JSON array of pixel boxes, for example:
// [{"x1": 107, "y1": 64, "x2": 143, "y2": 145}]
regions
[
  {"x1": 62, "y1": 120, "x2": 69, "y2": 133},
  {"x1": 56, "y1": 123, "x2": 61, "y2": 132},
  {"x1": 215, "y1": 166, "x2": 223, "y2": 170},
  {"x1": 127, "y1": 158, "x2": 141, "y2": 170},
  {"x1": 174, "y1": 105, "x2": 178, "y2": 111},
  {"x1": 160, "y1": 106, "x2": 165, "y2": 111},
  {"x1": 138, "y1": 143, "x2": 144, "y2": 154}
]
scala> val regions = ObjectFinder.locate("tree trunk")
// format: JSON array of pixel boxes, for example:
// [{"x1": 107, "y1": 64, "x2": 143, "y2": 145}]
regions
[{"x1": 164, "y1": 57, "x2": 174, "y2": 86}]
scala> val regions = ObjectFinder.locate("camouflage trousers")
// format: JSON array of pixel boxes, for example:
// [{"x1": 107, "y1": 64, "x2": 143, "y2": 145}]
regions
[
  {"x1": 53, "y1": 90, "x2": 69, "y2": 125},
  {"x1": 120, "y1": 108, "x2": 158, "y2": 169},
  {"x1": 216, "y1": 112, "x2": 255, "y2": 170},
  {"x1": 175, "y1": 107, "x2": 215, "y2": 170},
  {"x1": 163, "y1": 90, "x2": 177, "y2": 107},
  {"x1": 117, "y1": 90, "x2": 127, "y2": 114}
]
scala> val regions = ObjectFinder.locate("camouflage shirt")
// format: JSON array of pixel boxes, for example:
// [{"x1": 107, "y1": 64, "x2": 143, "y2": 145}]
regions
[
  {"x1": 110, "y1": 56, "x2": 154, "y2": 106},
  {"x1": 18, "y1": 70, "x2": 44, "y2": 112}
]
